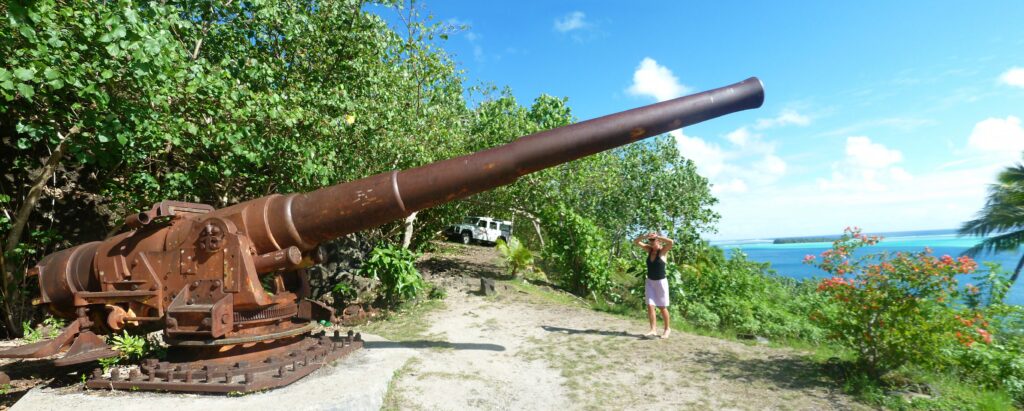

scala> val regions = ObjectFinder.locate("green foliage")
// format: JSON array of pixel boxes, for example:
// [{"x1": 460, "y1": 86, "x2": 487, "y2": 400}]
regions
[
  {"x1": 944, "y1": 283, "x2": 1024, "y2": 405},
  {"x1": 671, "y1": 243, "x2": 825, "y2": 341},
  {"x1": 841, "y1": 367, "x2": 1017, "y2": 411},
  {"x1": 495, "y1": 236, "x2": 533, "y2": 277},
  {"x1": 427, "y1": 285, "x2": 447, "y2": 300},
  {"x1": 807, "y1": 227, "x2": 984, "y2": 377},
  {"x1": 965, "y1": 262, "x2": 1014, "y2": 309},
  {"x1": 0, "y1": 0, "x2": 719, "y2": 340},
  {"x1": 331, "y1": 281, "x2": 357, "y2": 303},
  {"x1": 21, "y1": 316, "x2": 65, "y2": 343},
  {"x1": 0, "y1": 0, "x2": 472, "y2": 336},
  {"x1": 540, "y1": 204, "x2": 611, "y2": 296},
  {"x1": 960, "y1": 162, "x2": 1024, "y2": 291},
  {"x1": 360, "y1": 245, "x2": 425, "y2": 305},
  {"x1": 98, "y1": 330, "x2": 161, "y2": 371}
]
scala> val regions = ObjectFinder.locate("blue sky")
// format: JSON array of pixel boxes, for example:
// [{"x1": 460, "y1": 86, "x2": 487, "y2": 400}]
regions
[{"x1": 376, "y1": 1, "x2": 1024, "y2": 240}]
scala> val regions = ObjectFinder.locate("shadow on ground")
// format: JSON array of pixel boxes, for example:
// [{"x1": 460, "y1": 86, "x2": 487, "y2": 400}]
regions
[
  {"x1": 364, "y1": 340, "x2": 506, "y2": 351},
  {"x1": 0, "y1": 359, "x2": 95, "y2": 408},
  {"x1": 691, "y1": 349, "x2": 847, "y2": 404},
  {"x1": 540, "y1": 325, "x2": 646, "y2": 339},
  {"x1": 418, "y1": 255, "x2": 511, "y2": 280}
]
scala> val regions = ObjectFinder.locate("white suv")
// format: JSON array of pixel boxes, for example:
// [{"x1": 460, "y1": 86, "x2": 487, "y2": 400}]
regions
[{"x1": 445, "y1": 217, "x2": 513, "y2": 245}]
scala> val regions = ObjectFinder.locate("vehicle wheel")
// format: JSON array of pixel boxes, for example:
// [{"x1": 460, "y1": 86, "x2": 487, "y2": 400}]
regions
[
  {"x1": 461, "y1": 232, "x2": 472, "y2": 245},
  {"x1": 498, "y1": 236, "x2": 507, "y2": 244}
]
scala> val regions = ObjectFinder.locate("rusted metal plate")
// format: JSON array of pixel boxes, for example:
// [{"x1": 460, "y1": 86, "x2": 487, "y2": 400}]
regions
[
  {"x1": 52, "y1": 331, "x2": 118, "y2": 366},
  {"x1": 86, "y1": 331, "x2": 362, "y2": 393}
]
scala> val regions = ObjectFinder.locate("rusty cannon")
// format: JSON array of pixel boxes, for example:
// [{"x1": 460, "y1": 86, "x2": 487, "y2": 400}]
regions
[{"x1": 0, "y1": 77, "x2": 764, "y2": 393}]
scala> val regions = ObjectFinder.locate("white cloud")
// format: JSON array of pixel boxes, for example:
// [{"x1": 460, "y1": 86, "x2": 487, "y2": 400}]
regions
[
  {"x1": 713, "y1": 164, "x2": 996, "y2": 240},
  {"x1": 675, "y1": 126, "x2": 787, "y2": 196},
  {"x1": 673, "y1": 131, "x2": 725, "y2": 178},
  {"x1": 967, "y1": 116, "x2": 1024, "y2": 156},
  {"x1": 626, "y1": 58, "x2": 690, "y2": 102},
  {"x1": 713, "y1": 179, "x2": 748, "y2": 194},
  {"x1": 999, "y1": 67, "x2": 1024, "y2": 88},
  {"x1": 756, "y1": 154, "x2": 787, "y2": 176},
  {"x1": 755, "y1": 109, "x2": 811, "y2": 129},
  {"x1": 845, "y1": 136, "x2": 902, "y2": 169},
  {"x1": 554, "y1": 11, "x2": 588, "y2": 32},
  {"x1": 725, "y1": 127, "x2": 751, "y2": 146},
  {"x1": 817, "y1": 136, "x2": 909, "y2": 191}
]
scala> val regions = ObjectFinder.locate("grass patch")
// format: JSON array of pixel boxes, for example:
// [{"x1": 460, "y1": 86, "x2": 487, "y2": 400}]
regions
[
  {"x1": 414, "y1": 370, "x2": 490, "y2": 383},
  {"x1": 382, "y1": 357, "x2": 422, "y2": 411},
  {"x1": 359, "y1": 299, "x2": 446, "y2": 341},
  {"x1": 424, "y1": 241, "x2": 464, "y2": 256},
  {"x1": 841, "y1": 368, "x2": 1016, "y2": 411},
  {"x1": 507, "y1": 279, "x2": 589, "y2": 308}
]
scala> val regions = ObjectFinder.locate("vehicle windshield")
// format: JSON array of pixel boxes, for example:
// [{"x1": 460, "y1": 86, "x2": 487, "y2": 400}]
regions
[{"x1": 462, "y1": 217, "x2": 478, "y2": 225}]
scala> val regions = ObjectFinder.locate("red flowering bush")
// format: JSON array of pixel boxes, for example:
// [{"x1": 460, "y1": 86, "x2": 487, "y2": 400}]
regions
[{"x1": 806, "y1": 227, "x2": 991, "y2": 377}]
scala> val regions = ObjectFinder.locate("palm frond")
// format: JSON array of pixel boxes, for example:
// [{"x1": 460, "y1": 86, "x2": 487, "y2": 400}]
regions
[
  {"x1": 959, "y1": 162, "x2": 1024, "y2": 237},
  {"x1": 961, "y1": 229, "x2": 1024, "y2": 257}
]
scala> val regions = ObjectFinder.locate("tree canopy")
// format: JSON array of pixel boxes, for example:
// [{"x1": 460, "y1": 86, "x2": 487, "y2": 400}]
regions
[{"x1": 0, "y1": 0, "x2": 717, "y2": 336}]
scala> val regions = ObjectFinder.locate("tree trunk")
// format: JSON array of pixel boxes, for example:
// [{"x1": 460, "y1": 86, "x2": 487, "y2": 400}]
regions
[
  {"x1": 1, "y1": 126, "x2": 78, "y2": 337},
  {"x1": 3, "y1": 127, "x2": 78, "y2": 255},
  {"x1": 0, "y1": 249, "x2": 15, "y2": 337},
  {"x1": 1010, "y1": 253, "x2": 1024, "y2": 290},
  {"x1": 531, "y1": 218, "x2": 545, "y2": 249},
  {"x1": 401, "y1": 211, "x2": 418, "y2": 249}
]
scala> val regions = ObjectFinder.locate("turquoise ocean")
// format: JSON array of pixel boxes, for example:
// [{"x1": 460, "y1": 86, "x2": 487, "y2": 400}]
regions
[{"x1": 714, "y1": 229, "x2": 1024, "y2": 306}]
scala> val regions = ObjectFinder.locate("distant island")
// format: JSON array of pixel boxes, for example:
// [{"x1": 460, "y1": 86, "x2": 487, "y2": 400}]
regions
[
  {"x1": 773, "y1": 236, "x2": 838, "y2": 244},
  {"x1": 769, "y1": 228, "x2": 958, "y2": 245}
]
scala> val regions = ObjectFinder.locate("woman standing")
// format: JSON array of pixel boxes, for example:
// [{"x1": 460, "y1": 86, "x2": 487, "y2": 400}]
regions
[{"x1": 634, "y1": 232, "x2": 674, "y2": 339}]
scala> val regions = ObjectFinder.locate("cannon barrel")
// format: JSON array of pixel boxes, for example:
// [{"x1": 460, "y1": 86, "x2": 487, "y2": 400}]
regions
[{"x1": 212, "y1": 77, "x2": 764, "y2": 255}]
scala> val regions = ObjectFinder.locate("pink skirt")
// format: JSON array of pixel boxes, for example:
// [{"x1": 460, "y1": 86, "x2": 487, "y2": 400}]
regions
[{"x1": 645, "y1": 278, "x2": 670, "y2": 307}]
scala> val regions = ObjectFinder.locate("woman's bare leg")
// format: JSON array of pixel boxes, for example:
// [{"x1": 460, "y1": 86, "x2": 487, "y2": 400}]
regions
[
  {"x1": 645, "y1": 304, "x2": 657, "y2": 336},
  {"x1": 659, "y1": 307, "x2": 671, "y2": 339}
]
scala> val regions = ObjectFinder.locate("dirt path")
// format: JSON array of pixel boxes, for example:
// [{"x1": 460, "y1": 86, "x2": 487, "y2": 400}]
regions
[{"x1": 370, "y1": 243, "x2": 865, "y2": 411}]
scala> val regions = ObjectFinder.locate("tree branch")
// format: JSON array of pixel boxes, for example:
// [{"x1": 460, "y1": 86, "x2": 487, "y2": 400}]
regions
[{"x1": 3, "y1": 126, "x2": 80, "y2": 255}]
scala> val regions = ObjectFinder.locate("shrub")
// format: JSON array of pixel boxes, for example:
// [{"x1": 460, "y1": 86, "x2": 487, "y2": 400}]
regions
[
  {"x1": 360, "y1": 245, "x2": 425, "y2": 305},
  {"x1": 98, "y1": 331, "x2": 162, "y2": 371},
  {"x1": 21, "y1": 316, "x2": 65, "y2": 343},
  {"x1": 806, "y1": 227, "x2": 990, "y2": 378},
  {"x1": 541, "y1": 204, "x2": 610, "y2": 296},
  {"x1": 495, "y1": 236, "x2": 534, "y2": 277},
  {"x1": 945, "y1": 264, "x2": 1024, "y2": 405},
  {"x1": 671, "y1": 244, "x2": 824, "y2": 341}
]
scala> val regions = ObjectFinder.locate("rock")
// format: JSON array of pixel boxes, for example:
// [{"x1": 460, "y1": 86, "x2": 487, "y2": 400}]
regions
[
  {"x1": 480, "y1": 278, "x2": 496, "y2": 296},
  {"x1": 306, "y1": 234, "x2": 379, "y2": 306}
]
